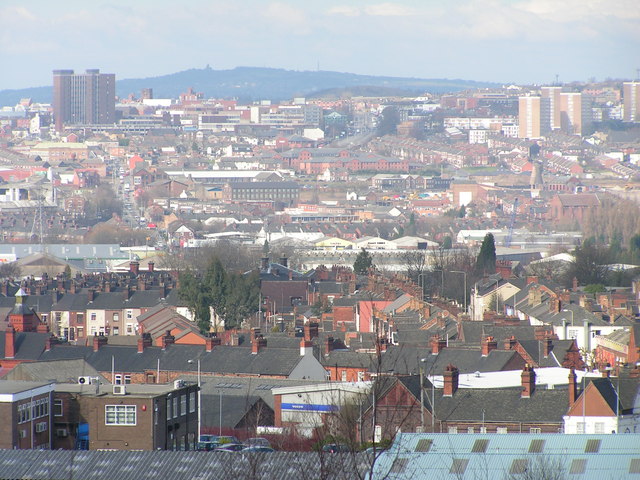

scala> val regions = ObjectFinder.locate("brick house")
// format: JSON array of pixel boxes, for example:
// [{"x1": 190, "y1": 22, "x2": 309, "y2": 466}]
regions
[
  {"x1": 52, "y1": 381, "x2": 199, "y2": 451},
  {"x1": 0, "y1": 380, "x2": 56, "y2": 450}
]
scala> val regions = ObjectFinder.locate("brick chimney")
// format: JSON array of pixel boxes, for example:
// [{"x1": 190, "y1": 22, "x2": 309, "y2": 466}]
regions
[
  {"x1": 161, "y1": 330, "x2": 175, "y2": 350},
  {"x1": 250, "y1": 328, "x2": 261, "y2": 344},
  {"x1": 87, "y1": 289, "x2": 95, "y2": 302},
  {"x1": 93, "y1": 333, "x2": 107, "y2": 352},
  {"x1": 137, "y1": 333, "x2": 152, "y2": 353},
  {"x1": 206, "y1": 335, "x2": 221, "y2": 352},
  {"x1": 431, "y1": 335, "x2": 446, "y2": 355},
  {"x1": 481, "y1": 336, "x2": 497, "y2": 357},
  {"x1": 148, "y1": 261, "x2": 155, "y2": 273},
  {"x1": 45, "y1": 335, "x2": 58, "y2": 352},
  {"x1": 130, "y1": 261, "x2": 140, "y2": 276},
  {"x1": 443, "y1": 364, "x2": 459, "y2": 397},
  {"x1": 303, "y1": 322, "x2": 319, "y2": 341},
  {"x1": 568, "y1": 368, "x2": 577, "y2": 407},
  {"x1": 279, "y1": 256, "x2": 288, "y2": 268},
  {"x1": 5, "y1": 325, "x2": 15, "y2": 359},
  {"x1": 325, "y1": 336, "x2": 335, "y2": 356},
  {"x1": 543, "y1": 337, "x2": 553, "y2": 358},
  {"x1": 300, "y1": 339, "x2": 313, "y2": 356},
  {"x1": 521, "y1": 364, "x2": 536, "y2": 398},
  {"x1": 123, "y1": 285, "x2": 131, "y2": 301},
  {"x1": 252, "y1": 335, "x2": 267, "y2": 354},
  {"x1": 504, "y1": 335, "x2": 517, "y2": 350}
]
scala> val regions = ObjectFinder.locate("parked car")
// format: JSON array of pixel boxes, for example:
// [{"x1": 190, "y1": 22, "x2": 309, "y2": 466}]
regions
[
  {"x1": 242, "y1": 446, "x2": 274, "y2": 453},
  {"x1": 244, "y1": 437, "x2": 271, "y2": 448},
  {"x1": 321, "y1": 443, "x2": 350, "y2": 453},
  {"x1": 214, "y1": 443, "x2": 245, "y2": 452}
]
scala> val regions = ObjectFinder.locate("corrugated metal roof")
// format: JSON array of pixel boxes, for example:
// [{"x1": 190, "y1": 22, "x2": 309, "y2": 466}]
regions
[
  {"x1": 371, "y1": 433, "x2": 640, "y2": 479},
  {"x1": 0, "y1": 450, "x2": 369, "y2": 480}
]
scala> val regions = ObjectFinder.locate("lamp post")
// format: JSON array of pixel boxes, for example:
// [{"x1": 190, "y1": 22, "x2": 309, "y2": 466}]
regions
[
  {"x1": 493, "y1": 277, "x2": 501, "y2": 314},
  {"x1": 451, "y1": 270, "x2": 467, "y2": 314},
  {"x1": 419, "y1": 358, "x2": 425, "y2": 432},
  {"x1": 562, "y1": 308, "x2": 574, "y2": 326},
  {"x1": 431, "y1": 269, "x2": 445, "y2": 299}
]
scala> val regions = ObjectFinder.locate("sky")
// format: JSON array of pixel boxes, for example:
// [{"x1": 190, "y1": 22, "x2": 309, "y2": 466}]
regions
[{"x1": 0, "y1": 0, "x2": 639, "y2": 91}]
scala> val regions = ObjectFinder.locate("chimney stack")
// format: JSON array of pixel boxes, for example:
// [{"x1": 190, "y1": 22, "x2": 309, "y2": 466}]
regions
[
  {"x1": 443, "y1": 364, "x2": 459, "y2": 397},
  {"x1": 206, "y1": 335, "x2": 221, "y2": 352},
  {"x1": 431, "y1": 334, "x2": 446, "y2": 355},
  {"x1": 123, "y1": 285, "x2": 131, "y2": 301},
  {"x1": 252, "y1": 335, "x2": 267, "y2": 354},
  {"x1": 325, "y1": 336, "x2": 334, "y2": 356},
  {"x1": 5, "y1": 325, "x2": 15, "y2": 358},
  {"x1": 279, "y1": 256, "x2": 288, "y2": 268},
  {"x1": 481, "y1": 336, "x2": 497, "y2": 357},
  {"x1": 504, "y1": 335, "x2": 517, "y2": 350},
  {"x1": 300, "y1": 339, "x2": 313, "y2": 356},
  {"x1": 303, "y1": 322, "x2": 319, "y2": 341},
  {"x1": 568, "y1": 368, "x2": 577, "y2": 407},
  {"x1": 148, "y1": 261, "x2": 155, "y2": 273},
  {"x1": 130, "y1": 261, "x2": 140, "y2": 276},
  {"x1": 161, "y1": 330, "x2": 175, "y2": 350},
  {"x1": 93, "y1": 333, "x2": 108, "y2": 352},
  {"x1": 521, "y1": 364, "x2": 536, "y2": 398},
  {"x1": 137, "y1": 333, "x2": 152, "y2": 353},
  {"x1": 87, "y1": 289, "x2": 95, "y2": 302},
  {"x1": 543, "y1": 337, "x2": 553, "y2": 358}
]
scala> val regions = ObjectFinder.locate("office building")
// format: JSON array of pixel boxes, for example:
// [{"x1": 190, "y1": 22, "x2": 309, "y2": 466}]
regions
[
  {"x1": 52, "y1": 69, "x2": 116, "y2": 131},
  {"x1": 623, "y1": 81, "x2": 640, "y2": 122}
]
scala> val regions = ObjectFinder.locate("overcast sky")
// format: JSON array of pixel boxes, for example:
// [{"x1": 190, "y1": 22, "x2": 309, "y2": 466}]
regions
[{"x1": 1, "y1": 0, "x2": 638, "y2": 90}]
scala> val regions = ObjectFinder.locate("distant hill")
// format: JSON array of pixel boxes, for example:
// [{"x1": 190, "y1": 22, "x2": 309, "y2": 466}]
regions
[{"x1": 0, "y1": 66, "x2": 499, "y2": 106}]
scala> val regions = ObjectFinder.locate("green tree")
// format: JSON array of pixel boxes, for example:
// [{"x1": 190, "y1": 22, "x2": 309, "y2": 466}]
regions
[
  {"x1": 376, "y1": 106, "x2": 400, "y2": 136},
  {"x1": 442, "y1": 236, "x2": 452, "y2": 249},
  {"x1": 353, "y1": 248, "x2": 373, "y2": 275},
  {"x1": 564, "y1": 241, "x2": 611, "y2": 288},
  {"x1": 475, "y1": 233, "x2": 496, "y2": 275}
]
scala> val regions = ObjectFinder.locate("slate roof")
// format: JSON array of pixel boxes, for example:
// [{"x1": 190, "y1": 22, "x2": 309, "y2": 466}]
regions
[
  {"x1": 458, "y1": 321, "x2": 548, "y2": 344},
  {"x1": 0, "y1": 331, "x2": 50, "y2": 360},
  {"x1": 1, "y1": 358, "x2": 107, "y2": 384},
  {"x1": 200, "y1": 394, "x2": 269, "y2": 429},
  {"x1": 38, "y1": 343, "x2": 314, "y2": 378},
  {"x1": 377, "y1": 344, "x2": 523, "y2": 376}
]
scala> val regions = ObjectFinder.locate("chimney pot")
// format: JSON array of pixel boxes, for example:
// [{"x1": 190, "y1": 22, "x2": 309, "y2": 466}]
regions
[{"x1": 481, "y1": 336, "x2": 497, "y2": 356}]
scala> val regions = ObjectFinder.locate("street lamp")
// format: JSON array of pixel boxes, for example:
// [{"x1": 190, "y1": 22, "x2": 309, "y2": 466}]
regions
[
  {"x1": 451, "y1": 270, "x2": 467, "y2": 314},
  {"x1": 419, "y1": 357, "x2": 435, "y2": 432},
  {"x1": 431, "y1": 269, "x2": 445, "y2": 299},
  {"x1": 562, "y1": 308, "x2": 574, "y2": 326}
]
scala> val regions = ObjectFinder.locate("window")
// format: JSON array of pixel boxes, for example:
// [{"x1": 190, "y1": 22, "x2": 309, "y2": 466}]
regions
[
  {"x1": 54, "y1": 400, "x2": 63, "y2": 417},
  {"x1": 113, "y1": 313, "x2": 119, "y2": 322},
  {"x1": 189, "y1": 392, "x2": 196, "y2": 413},
  {"x1": 341, "y1": 370, "x2": 347, "y2": 382},
  {"x1": 180, "y1": 395, "x2": 187, "y2": 416},
  {"x1": 167, "y1": 398, "x2": 172, "y2": 419},
  {"x1": 173, "y1": 397, "x2": 178, "y2": 419},
  {"x1": 105, "y1": 405, "x2": 136, "y2": 425},
  {"x1": 415, "y1": 439, "x2": 433, "y2": 452},
  {"x1": 529, "y1": 439, "x2": 545, "y2": 453},
  {"x1": 496, "y1": 427, "x2": 508, "y2": 434},
  {"x1": 576, "y1": 422, "x2": 586, "y2": 434},
  {"x1": 450, "y1": 459, "x2": 469, "y2": 476},
  {"x1": 114, "y1": 375, "x2": 122, "y2": 385},
  {"x1": 479, "y1": 427, "x2": 487, "y2": 434},
  {"x1": 510, "y1": 459, "x2": 529, "y2": 475},
  {"x1": 124, "y1": 375, "x2": 131, "y2": 384},
  {"x1": 472, "y1": 439, "x2": 489, "y2": 453},
  {"x1": 77, "y1": 314, "x2": 84, "y2": 324},
  {"x1": 390, "y1": 458, "x2": 408, "y2": 474},
  {"x1": 570, "y1": 459, "x2": 587, "y2": 475},
  {"x1": 126, "y1": 310, "x2": 133, "y2": 320},
  {"x1": 584, "y1": 439, "x2": 601, "y2": 453},
  {"x1": 90, "y1": 313, "x2": 97, "y2": 322},
  {"x1": 467, "y1": 427, "x2": 475, "y2": 434},
  {"x1": 448, "y1": 426, "x2": 458, "y2": 434},
  {"x1": 113, "y1": 327, "x2": 119, "y2": 336},
  {"x1": 594, "y1": 422, "x2": 605, "y2": 434},
  {"x1": 126, "y1": 323, "x2": 133, "y2": 334},
  {"x1": 529, "y1": 428, "x2": 542, "y2": 434}
]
